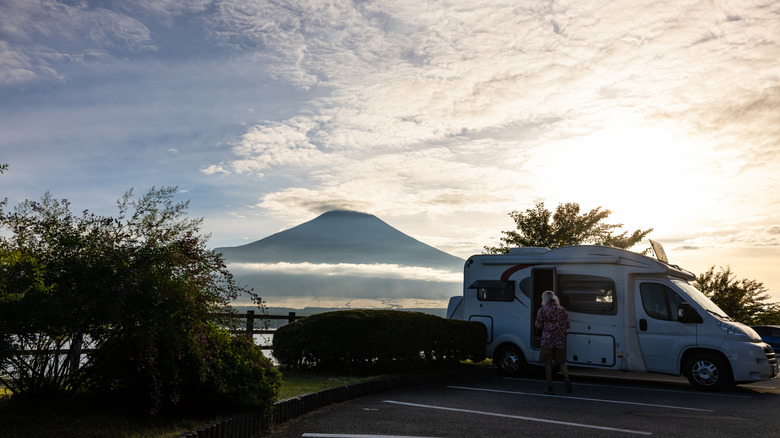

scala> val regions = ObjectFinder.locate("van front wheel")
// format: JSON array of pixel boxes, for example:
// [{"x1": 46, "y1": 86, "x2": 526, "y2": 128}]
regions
[
  {"x1": 684, "y1": 353, "x2": 733, "y2": 391},
  {"x1": 495, "y1": 345, "x2": 527, "y2": 376}
]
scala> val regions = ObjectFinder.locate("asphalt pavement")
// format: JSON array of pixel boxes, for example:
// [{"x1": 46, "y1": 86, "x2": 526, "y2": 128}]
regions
[{"x1": 265, "y1": 367, "x2": 780, "y2": 437}]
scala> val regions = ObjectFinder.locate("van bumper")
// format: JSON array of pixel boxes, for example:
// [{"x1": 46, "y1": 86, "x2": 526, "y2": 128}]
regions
[{"x1": 729, "y1": 343, "x2": 778, "y2": 382}]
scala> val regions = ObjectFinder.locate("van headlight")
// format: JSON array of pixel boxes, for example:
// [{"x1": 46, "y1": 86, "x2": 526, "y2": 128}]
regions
[{"x1": 716, "y1": 320, "x2": 760, "y2": 341}]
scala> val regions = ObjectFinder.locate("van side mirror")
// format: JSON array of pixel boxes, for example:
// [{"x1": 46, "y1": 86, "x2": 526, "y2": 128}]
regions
[{"x1": 678, "y1": 302, "x2": 703, "y2": 323}]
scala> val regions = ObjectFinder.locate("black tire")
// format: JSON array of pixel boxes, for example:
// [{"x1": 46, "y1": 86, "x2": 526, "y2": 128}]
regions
[
  {"x1": 494, "y1": 344, "x2": 527, "y2": 376},
  {"x1": 684, "y1": 353, "x2": 733, "y2": 391}
]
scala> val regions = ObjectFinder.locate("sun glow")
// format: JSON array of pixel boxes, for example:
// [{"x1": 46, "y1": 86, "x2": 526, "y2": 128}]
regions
[{"x1": 529, "y1": 117, "x2": 728, "y2": 235}]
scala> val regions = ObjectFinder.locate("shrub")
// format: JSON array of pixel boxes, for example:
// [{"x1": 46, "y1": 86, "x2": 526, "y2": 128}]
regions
[
  {"x1": 183, "y1": 327, "x2": 281, "y2": 413},
  {"x1": 90, "y1": 322, "x2": 281, "y2": 415},
  {"x1": 0, "y1": 187, "x2": 279, "y2": 414},
  {"x1": 272, "y1": 309, "x2": 486, "y2": 373}
]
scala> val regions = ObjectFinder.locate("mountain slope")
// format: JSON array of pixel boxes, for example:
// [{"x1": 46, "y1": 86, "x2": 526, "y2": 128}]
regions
[{"x1": 215, "y1": 210, "x2": 464, "y2": 271}]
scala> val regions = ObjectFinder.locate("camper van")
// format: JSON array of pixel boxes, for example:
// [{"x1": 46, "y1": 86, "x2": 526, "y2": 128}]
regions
[{"x1": 446, "y1": 243, "x2": 778, "y2": 390}]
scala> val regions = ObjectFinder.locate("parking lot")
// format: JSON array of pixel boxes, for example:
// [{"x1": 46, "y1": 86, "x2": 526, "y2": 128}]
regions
[{"x1": 266, "y1": 368, "x2": 780, "y2": 437}]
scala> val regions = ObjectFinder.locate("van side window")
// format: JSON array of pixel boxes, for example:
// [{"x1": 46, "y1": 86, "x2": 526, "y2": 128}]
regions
[
  {"x1": 640, "y1": 283, "x2": 685, "y2": 321},
  {"x1": 518, "y1": 277, "x2": 531, "y2": 299},
  {"x1": 469, "y1": 280, "x2": 515, "y2": 302},
  {"x1": 558, "y1": 275, "x2": 616, "y2": 315}
]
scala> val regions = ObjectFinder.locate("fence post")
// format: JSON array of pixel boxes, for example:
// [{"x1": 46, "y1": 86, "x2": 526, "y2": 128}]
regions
[
  {"x1": 246, "y1": 310, "x2": 255, "y2": 341},
  {"x1": 69, "y1": 334, "x2": 83, "y2": 377},
  {"x1": 288, "y1": 312, "x2": 296, "y2": 324}
]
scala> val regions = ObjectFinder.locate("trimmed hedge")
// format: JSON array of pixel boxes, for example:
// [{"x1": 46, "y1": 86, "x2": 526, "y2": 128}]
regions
[{"x1": 272, "y1": 309, "x2": 486, "y2": 373}]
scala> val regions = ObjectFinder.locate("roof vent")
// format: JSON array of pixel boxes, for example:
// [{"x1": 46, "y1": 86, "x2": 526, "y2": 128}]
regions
[{"x1": 507, "y1": 247, "x2": 549, "y2": 255}]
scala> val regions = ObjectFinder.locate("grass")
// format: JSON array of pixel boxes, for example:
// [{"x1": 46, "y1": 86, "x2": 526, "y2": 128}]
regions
[
  {"x1": 0, "y1": 370, "x2": 383, "y2": 438},
  {"x1": 277, "y1": 369, "x2": 385, "y2": 400}
]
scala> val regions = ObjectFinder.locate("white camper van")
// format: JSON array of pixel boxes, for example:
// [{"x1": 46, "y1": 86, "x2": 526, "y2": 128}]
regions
[{"x1": 446, "y1": 243, "x2": 778, "y2": 390}]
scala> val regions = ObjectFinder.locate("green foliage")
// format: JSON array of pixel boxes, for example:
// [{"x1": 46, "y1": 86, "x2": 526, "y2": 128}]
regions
[
  {"x1": 484, "y1": 202, "x2": 652, "y2": 253},
  {"x1": 91, "y1": 322, "x2": 281, "y2": 415},
  {"x1": 272, "y1": 309, "x2": 486, "y2": 374},
  {"x1": 0, "y1": 187, "x2": 279, "y2": 415},
  {"x1": 1, "y1": 163, "x2": 7, "y2": 215},
  {"x1": 195, "y1": 330, "x2": 281, "y2": 412},
  {"x1": 694, "y1": 266, "x2": 780, "y2": 325},
  {"x1": 0, "y1": 194, "x2": 97, "y2": 397}
]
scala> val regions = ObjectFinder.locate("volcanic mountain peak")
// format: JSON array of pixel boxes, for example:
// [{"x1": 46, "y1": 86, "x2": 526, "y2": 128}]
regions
[{"x1": 215, "y1": 210, "x2": 464, "y2": 271}]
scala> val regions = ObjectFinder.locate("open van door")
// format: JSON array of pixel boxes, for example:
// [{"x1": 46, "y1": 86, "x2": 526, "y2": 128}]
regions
[{"x1": 531, "y1": 267, "x2": 556, "y2": 349}]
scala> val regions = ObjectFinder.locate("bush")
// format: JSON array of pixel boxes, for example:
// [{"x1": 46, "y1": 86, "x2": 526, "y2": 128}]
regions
[
  {"x1": 87, "y1": 320, "x2": 281, "y2": 416},
  {"x1": 0, "y1": 187, "x2": 279, "y2": 415},
  {"x1": 272, "y1": 309, "x2": 486, "y2": 373},
  {"x1": 184, "y1": 327, "x2": 281, "y2": 413}
]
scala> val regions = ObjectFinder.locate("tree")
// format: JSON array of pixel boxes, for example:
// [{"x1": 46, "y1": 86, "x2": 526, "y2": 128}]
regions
[
  {"x1": 1, "y1": 163, "x2": 7, "y2": 214},
  {"x1": 484, "y1": 202, "x2": 653, "y2": 253},
  {"x1": 0, "y1": 187, "x2": 280, "y2": 414},
  {"x1": 694, "y1": 266, "x2": 780, "y2": 325}
]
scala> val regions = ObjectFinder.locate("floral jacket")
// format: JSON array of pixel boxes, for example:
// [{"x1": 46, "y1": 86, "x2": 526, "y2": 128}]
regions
[{"x1": 534, "y1": 303, "x2": 570, "y2": 349}]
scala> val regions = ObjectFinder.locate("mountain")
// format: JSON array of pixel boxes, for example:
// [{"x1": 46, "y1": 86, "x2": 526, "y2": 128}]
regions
[
  {"x1": 214, "y1": 210, "x2": 465, "y2": 309},
  {"x1": 215, "y1": 210, "x2": 464, "y2": 271}
]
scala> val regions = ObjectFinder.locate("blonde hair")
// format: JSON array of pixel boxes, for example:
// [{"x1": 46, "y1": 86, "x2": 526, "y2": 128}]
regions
[{"x1": 541, "y1": 290, "x2": 559, "y2": 305}]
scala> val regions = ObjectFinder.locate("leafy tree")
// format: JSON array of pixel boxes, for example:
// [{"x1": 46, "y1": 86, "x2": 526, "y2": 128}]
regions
[
  {"x1": 0, "y1": 163, "x2": 7, "y2": 213},
  {"x1": 0, "y1": 249, "x2": 58, "y2": 395},
  {"x1": 694, "y1": 266, "x2": 780, "y2": 325},
  {"x1": 0, "y1": 187, "x2": 280, "y2": 414},
  {"x1": 485, "y1": 202, "x2": 653, "y2": 253}
]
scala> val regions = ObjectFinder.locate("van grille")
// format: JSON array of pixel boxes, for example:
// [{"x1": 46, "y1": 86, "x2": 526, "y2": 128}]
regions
[{"x1": 764, "y1": 345, "x2": 778, "y2": 377}]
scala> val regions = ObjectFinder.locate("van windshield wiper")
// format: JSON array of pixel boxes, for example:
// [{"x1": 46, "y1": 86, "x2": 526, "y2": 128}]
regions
[{"x1": 707, "y1": 309, "x2": 732, "y2": 321}]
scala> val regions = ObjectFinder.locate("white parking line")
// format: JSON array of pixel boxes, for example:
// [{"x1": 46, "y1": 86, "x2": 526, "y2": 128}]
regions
[
  {"x1": 448, "y1": 385, "x2": 713, "y2": 412},
  {"x1": 502, "y1": 377, "x2": 752, "y2": 398},
  {"x1": 382, "y1": 400, "x2": 652, "y2": 435},
  {"x1": 302, "y1": 434, "x2": 443, "y2": 438}
]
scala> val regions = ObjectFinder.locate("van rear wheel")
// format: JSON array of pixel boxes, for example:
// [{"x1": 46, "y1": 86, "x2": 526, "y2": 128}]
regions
[
  {"x1": 684, "y1": 353, "x2": 733, "y2": 391},
  {"x1": 495, "y1": 345, "x2": 527, "y2": 376}
]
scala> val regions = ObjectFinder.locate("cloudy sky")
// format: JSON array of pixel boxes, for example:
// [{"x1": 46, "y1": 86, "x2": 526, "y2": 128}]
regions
[{"x1": 2, "y1": 0, "x2": 779, "y2": 302}]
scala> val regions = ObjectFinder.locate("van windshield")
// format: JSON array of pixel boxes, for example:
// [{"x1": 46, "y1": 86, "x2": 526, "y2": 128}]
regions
[{"x1": 672, "y1": 280, "x2": 732, "y2": 320}]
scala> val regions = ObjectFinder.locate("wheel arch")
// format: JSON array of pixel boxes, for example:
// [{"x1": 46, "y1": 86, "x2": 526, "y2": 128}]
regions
[
  {"x1": 492, "y1": 341, "x2": 532, "y2": 376},
  {"x1": 680, "y1": 347, "x2": 734, "y2": 390},
  {"x1": 680, "y1": 348, "x2": 732, "y2": 374}
]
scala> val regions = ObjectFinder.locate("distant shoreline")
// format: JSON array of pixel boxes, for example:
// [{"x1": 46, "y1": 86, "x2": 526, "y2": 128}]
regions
[{"x1": 232, "y1": 305, "x2": 447, "y2": 318}]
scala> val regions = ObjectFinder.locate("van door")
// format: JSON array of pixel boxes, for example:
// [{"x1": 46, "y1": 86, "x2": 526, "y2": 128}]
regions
[
  {"x1": 466, "y1": 280, "x2": 515, "y2": 346},
  {"x1": 531, "y1": 267, "x2": 556, "y2": 349},
  {"x1": 635, "y1": 281, "x2": 698, "y2": 373}
]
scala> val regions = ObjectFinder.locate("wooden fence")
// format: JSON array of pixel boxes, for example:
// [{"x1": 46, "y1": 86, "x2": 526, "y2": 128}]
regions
[
  {"x1": 14, "y1": 311, "x2": 305, "y2": 355},
  {"x1": 228, "y1": 311, "x2": 305, "y2": 350}
]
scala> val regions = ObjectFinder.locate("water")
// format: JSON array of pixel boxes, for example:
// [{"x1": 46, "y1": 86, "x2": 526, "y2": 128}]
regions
[{"x1": 253, "y1": 333, "x2": 277, "y2": 364}]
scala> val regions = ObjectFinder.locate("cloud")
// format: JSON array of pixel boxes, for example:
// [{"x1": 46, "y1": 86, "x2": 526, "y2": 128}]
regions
[
  {"x1": 228, "y1": 119, "x2": 330, "y2": 174},
  {"x1": 201, "y1": 164, "x2": 231, "y2": 175},
  {"x1": 678, "y1": 225, "x2": 780, "y2": 249},
  {"x1": 3, "y1": 0, "x2": 780, "y2": 297},
  {"x1": 252, "y1": 143, "x2": 530, "y2": 221},
  {"x1": 189, "y1": 0, "x2": 780, "y2": 242},
  {"x1": 0, "y1": 41, "x2": 38, "y2": 85},
  {"x1": 0, "y1": 0, "x2": 157, "y2": 78},
  {"x1": 228, "y1": 262, "x2": 461, "y2": 283},
  {"x1": 238, "y1": 296, "x2": 450, "y2": 310}
]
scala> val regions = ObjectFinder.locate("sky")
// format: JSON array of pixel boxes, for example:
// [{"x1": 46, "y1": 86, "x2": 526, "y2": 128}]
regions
[{"x1": 2, "y1": 0, "x2": 779, "y2": 303}]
